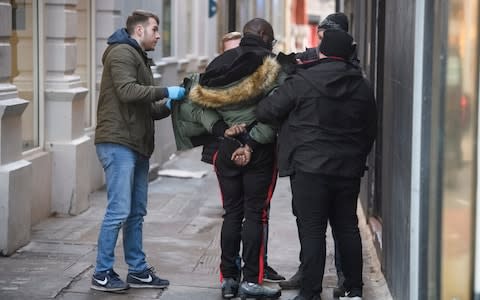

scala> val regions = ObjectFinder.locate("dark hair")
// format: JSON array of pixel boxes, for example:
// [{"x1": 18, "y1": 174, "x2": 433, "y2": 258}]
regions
[
  {"x1": 126, "y1": 10, "x2": 159, "y2": 35},
  {"x1": 242, "y1": 18, "x2": 273, "y2": 37},
  {"x1": 242, "y1": 18, "x2": 275, "y2": 50}
]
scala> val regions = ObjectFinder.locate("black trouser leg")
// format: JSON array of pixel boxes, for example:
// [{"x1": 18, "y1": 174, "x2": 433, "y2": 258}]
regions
[
  {"x1": 332, "y1": 226, "x2": 343, "y2": 275},
  {"x1": 291, "y1": 172, "x2": 330, "y2": 299},
  {"x1": 262, "y1": 208, "x2": 269, "y2": 266},
  {"x1": 290, "y1": 176, "x2": 304, "y2": 270},
  {"x1": 217, "y1": 173, "x2": 244, "y2": 280},
  {"x1": 329, "y1": 177, "x2": 362, "y2": 292},
  {"x1": 241, "y1": 161, "x2": 276, "y2": 283}
]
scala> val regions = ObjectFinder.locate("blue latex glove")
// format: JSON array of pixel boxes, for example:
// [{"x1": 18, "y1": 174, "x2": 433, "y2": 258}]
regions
[
  {"x1": 166, "y1": 98, "x2": 173, "y2": 110},
  {"x1": 167, "y1": 86, "x2": 186, "y2": 100}
]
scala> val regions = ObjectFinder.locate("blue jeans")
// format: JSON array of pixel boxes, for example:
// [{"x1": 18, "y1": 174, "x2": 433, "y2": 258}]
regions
[{"x1": 95, "y1": 143, "x2": 149, "y2": 273}]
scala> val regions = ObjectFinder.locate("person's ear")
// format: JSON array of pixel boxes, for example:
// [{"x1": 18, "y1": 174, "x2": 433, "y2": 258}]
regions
[
  {"x1": 135, "y1": 24, "x2": 144, "y2": 37},
  {"x1": 351, "y1": 43, "x2": 357, "y2": 56}
]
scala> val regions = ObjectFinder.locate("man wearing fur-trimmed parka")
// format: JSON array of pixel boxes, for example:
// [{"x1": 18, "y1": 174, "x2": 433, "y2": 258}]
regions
[{"x1": 188, "y1": 18, "x2": 282, "y2": 300}]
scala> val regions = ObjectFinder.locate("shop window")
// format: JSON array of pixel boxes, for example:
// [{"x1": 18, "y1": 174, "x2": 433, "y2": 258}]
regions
[
  {"x1": 162, "y1": 0, "x2": 172, "y2": 57},
  {"x1": 76, "y1": 0, "x2": 93, "y2": 129},
  {"x1": 185, "y1": 0, "x2": 193, "y2": 54},
  {"x1": 424, "y1": 0, "x2": 480, "y2": 298},
  {"x1": 431, "y1": 0, "x2": 479, "y2": 299},
  {"x1": 11, "y1": 0, "x2": 39, "y2": 151}
]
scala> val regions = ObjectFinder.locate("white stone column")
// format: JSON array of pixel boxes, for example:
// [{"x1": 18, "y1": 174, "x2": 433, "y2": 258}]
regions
[
  {"x1": 0, "y1": 97, "x2": 32, "y2": 256},
  {"x1": 44, "y1": 0, "x2": 90, "y2": 216},
  {"x1": 95, "y1": 0, "x2": 121, "y2": 99},
  {"x1": 0, "y1": 0, "x2": 32, "y2": 256},
  {"x1": 186, "y1": 0, "x2": 210, "y2": 73}
]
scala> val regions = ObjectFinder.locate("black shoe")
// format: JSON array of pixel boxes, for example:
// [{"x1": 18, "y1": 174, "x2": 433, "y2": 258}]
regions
[
  {"x1": 91, "y1": 269, "x2": 129, "y2": 292},
  {"x1": 264, "y1": 265, "x2": 286, "y2": 282},
  {"x1": 126, "y1": 267, "x2": 169, "y2": 289},
  {"x1": 333, "y1": 272, "x2": 346, "y2": 298},
  {"x1": 238, "y1": 281, "x2": 281, "y2": 299},
  {"x1": 279, "y1": 267, "x2": 302, "y2": 290},
  {"x1": 339, "y1": 288, "x2": 362, "y2": 300},
  {"x1": 221, "y1": 278, "x2": 239, "y2": 299},
  {"x1": 333, "y1": 285, "x2": 347, "y2": 298}
]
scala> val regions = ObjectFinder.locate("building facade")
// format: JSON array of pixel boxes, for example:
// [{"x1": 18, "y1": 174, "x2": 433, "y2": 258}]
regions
[
  {"x1": 0, "y1": 0, "x2": 294, "y2": 256},
  {"x1": 341, "y1": 0, "x2": 480, "y2": 299}
]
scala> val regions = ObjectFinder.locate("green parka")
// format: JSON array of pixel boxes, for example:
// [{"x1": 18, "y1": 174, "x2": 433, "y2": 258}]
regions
[{"x1": 95, "y1": 33, "x2": 170, "y2": 157}]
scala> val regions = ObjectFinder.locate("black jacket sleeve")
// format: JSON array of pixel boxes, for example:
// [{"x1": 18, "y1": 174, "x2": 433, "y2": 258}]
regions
[
  {"x1": 151, "y1": 102, "x2": 171, "y2": 120},
  {"x1": 256, "y1": 78, "x2": 297, "y2": 127}
]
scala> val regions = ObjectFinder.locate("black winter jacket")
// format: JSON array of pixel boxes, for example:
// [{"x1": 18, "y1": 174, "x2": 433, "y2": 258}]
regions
[{"x1": 256, "y1": 58, "x2": 377, "y2": 177}]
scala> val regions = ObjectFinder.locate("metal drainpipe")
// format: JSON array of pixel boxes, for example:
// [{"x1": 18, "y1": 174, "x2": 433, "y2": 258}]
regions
[
  {"x1": 228, "y1": 0, "x2": 236, "y2": 32},
  {"x1": 336, "y1": 0, "x2": 344, "y2": 12},
  {"x1": 410, "y1": 0, "x2": 426, "y2": 299}
]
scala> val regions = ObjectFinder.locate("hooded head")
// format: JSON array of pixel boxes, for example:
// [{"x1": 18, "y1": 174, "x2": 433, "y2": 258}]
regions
[
  {"x1": 318, "y1": 29, "x2": 354, "y2": 60},
  {"x1": 318, "y1": 12, "x2": 349, "y2": 32}
]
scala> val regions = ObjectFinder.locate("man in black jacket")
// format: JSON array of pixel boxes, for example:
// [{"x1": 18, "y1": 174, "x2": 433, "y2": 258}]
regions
[{"x1": 256, "y1": 29, "x2": 377, "y2": 300}]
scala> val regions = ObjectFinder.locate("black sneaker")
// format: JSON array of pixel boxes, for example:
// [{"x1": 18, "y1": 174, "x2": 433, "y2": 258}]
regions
[
  {"x1": 126, "y1": 267, "x2": 169, "y2": 289},
  {"x1": 279, "y1": 267, "x2": 302, "y2": 290},
  {"x1": 221, "y1": 278, "x2": 239, "y2": 299},
  {"x1": 333, "y1": 272, "x2": 346, "y2": 298},
  {"x1": 91, "y1": 269, "x2": 129, "y2": 292},
  {"x1": 333, "y1": 285, "x2": 347, "y2": 298},
  {"x1": 263, "y1": 265, "x2": 286, "y2": 283},
  {"x1": 238, "y1": 281, "x2": 281, "y2": 300},
  {"x1": 339, "y1": 288, "x2": 362, "y2": 300}
]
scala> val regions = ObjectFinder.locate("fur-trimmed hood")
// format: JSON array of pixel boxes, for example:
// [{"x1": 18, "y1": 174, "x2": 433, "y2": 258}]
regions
[{"x1": 189, "y1": 56, "x2": 281, "y2": 108}]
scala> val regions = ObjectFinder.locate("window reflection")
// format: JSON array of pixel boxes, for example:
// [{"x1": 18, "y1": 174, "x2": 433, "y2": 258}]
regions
[
  {"x1": 162, "y1": 0, "x2": 172, "y2": 57},
  {"x1": 11, "y1": 0, "x2": 37, "y2": 151},
  {"x1": 186, "y1": 0, "x2": 192, "y2": 54},
  {"x1": 76, "y1": 0, "x2": 92, "y2": 128},
  {"x1": 441, "y1": 0, "x2": 478, "y2": 299}
]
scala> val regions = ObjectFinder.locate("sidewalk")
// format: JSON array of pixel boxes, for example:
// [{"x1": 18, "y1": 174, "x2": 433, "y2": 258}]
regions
[{"x1": 0, "y1": 147, "x2": 392, "y2": 300}]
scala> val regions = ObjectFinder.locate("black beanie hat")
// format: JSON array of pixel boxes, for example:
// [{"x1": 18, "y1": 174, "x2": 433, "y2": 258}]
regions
[
  {"x1": 318, "y1": 29, "x2": 354, "y2": 59},
  {"x1": 318, "y1": 12, "x2": 349, "y2": 32}
]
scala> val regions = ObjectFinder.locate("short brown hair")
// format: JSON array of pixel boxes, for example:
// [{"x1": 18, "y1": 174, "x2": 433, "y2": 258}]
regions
[{"x1": 126, "y1": 10, "x2": 159, "y2": 35}]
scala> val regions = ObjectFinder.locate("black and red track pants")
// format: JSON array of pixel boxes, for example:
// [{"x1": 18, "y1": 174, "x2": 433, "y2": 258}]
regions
[{"x1": 214, "y1": 142, "x2": 277, "y2": 284}]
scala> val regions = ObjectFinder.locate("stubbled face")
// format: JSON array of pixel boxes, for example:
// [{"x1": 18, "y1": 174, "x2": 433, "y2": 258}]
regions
[{"x1": 139, "y1": 17, "x2": 160, "y2": 51}]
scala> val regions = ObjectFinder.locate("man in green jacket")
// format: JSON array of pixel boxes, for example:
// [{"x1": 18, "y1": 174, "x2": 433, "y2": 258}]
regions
[
  {"x1": 92, "y1": 10, "x2": 185, "y2": 292},
  {"x1": 187, "y1": 18, "x2": 282, "y2": 300}
]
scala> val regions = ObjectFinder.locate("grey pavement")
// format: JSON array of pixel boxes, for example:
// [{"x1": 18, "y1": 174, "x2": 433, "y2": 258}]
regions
[{"x1": 0, "y1": 147, "x2": 392, "y2": 300}]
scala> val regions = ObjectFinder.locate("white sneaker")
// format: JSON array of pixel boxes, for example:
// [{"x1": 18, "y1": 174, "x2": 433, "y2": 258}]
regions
[{"x1": 339, "y1": 296, "x2": 362, "y2": 300}]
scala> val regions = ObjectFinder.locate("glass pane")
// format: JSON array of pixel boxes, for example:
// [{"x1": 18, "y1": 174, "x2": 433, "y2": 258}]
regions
[
  {"x1": 185, "y1": 0, "x2": 192, "y2": 54},
  {"x1": 11, "y1": 0, "x2": 38, "y2": 150},
  {"x1": 441, "y1": 0, "x2": 478, "y2": 299},
  {"x1": 76, "y1": 0, "x2": 92, "y2": 128},
  {"x1": 162, "y1": 0, "x2": 172, "y2": 57}
]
